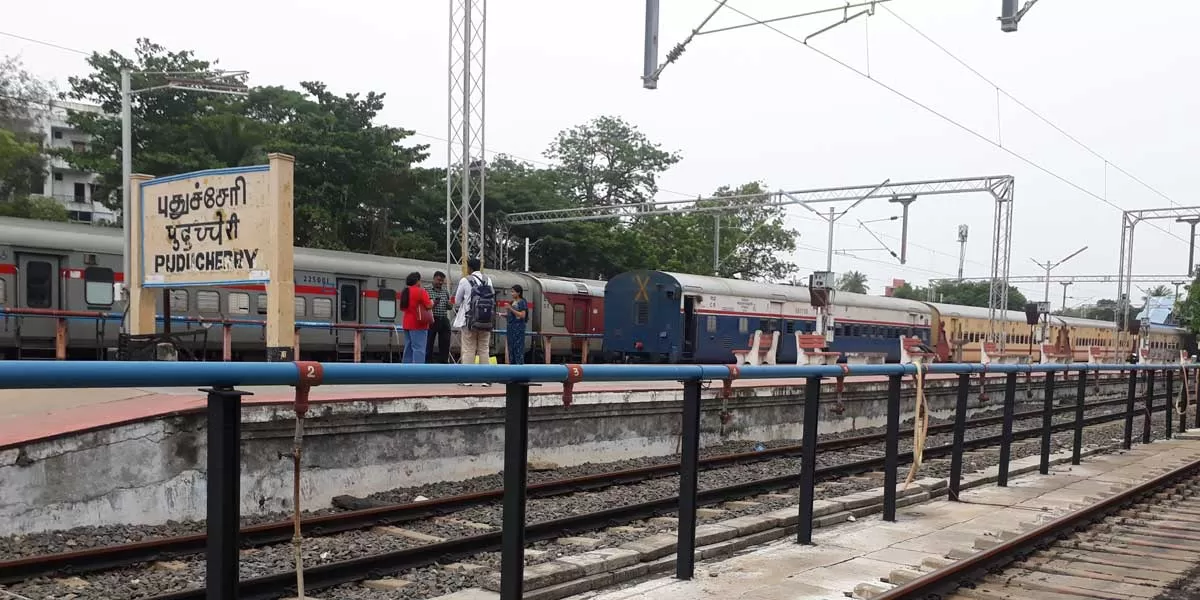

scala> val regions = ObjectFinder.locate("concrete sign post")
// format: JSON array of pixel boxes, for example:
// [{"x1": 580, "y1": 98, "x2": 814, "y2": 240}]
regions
[{"x1": 129, "y1": 153, "x2": 296, "y2": 361}]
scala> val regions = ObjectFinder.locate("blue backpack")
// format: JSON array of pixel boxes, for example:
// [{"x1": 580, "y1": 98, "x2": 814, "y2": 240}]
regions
[{"x1": 466, "y1": 274, "x2": 495, "y2": 331}]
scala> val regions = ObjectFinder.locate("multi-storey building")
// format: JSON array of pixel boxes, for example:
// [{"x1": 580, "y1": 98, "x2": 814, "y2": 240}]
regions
[{"x1": 25, "y1": 100, "x2": 116, "y2": 224}]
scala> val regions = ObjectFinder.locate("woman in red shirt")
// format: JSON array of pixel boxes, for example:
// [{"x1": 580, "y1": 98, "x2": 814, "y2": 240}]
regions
[{"x1": 400, "y1": 272, "x2": 434, "y2": 363}]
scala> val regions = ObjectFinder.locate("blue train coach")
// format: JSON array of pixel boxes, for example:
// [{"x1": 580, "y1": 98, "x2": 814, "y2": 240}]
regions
[{"x1": 603, "y1": 270, "x2": 935, "y2": 364}]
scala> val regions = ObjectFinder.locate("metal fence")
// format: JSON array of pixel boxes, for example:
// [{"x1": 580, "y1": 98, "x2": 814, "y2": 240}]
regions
[{"x1": 0, "y1": 360, "x2": 1193, "y2": 600}]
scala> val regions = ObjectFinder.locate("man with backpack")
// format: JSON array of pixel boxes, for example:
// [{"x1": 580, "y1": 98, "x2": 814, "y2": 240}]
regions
[{"x1": 451, "y1": 257, "x2": 495, "y2": 385}]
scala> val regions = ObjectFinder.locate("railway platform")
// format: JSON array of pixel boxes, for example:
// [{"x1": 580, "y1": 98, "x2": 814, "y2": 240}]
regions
[{"x1": 549, "y1": 432, "x2": 1200, "y2": 600}]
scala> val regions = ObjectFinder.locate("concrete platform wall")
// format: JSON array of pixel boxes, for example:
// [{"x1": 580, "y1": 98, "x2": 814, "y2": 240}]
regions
[{"x1": 0, "y1": 375, "x2": 1133, "y2": 535}]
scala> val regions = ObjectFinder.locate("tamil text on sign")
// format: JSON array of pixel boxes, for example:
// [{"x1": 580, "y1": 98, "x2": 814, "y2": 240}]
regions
[{"x1": 140, "y1": 165, "x2": 271, "y2": 287}]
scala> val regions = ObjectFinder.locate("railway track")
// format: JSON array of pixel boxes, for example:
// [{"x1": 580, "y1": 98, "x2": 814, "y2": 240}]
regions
[
  {"x1": 871, "y1": 442, "x2": 1200, "y2": 600},
  {"x1": 0, "y1": 386, "x2": 1177, "y2": 599}
]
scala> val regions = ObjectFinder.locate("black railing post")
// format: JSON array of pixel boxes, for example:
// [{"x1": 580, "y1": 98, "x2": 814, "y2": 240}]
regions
[
  {"x1": 997, "y1": 372, "x2": 1017, "y2": 487},
  {"x1": 1039, "y1": 370, "x2": 1056, "y2": 475},
  {"x1": 1143, "y1": 370, "x2": 1155, "y2": 445},
  {"x1": 1166, "y1": 369, "x2": 1174, "y2": 439},
  {"x1": 675, "y1": 380, "x2": 703, "y2": 580},
  {"x1": 203, "y1": 386, "x2": 250, "y2": 600},
  {"x1": 1124, "y1": 368, "x2": 1137, "y2": 450},
  {"x1": 1072, "y1": 369, "x2": 1087, "y2": 465},
  {"x1": 883, "y1": 374, "x2": 902, "y2": 522},
  {"x1": 948, "y1": 373, "x2": 970, "y2": 501},
  {"x1": 500, "y1": 382, "x2": 532, "y2": 600},
  {"x1": 797, "y1": 376, "x2": 822, "y2": 545}
]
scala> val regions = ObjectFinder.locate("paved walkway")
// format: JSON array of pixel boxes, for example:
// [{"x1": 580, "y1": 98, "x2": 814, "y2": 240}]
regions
[{"x1": 567, "y1": 433, "x2": 1200, "y2": 600}]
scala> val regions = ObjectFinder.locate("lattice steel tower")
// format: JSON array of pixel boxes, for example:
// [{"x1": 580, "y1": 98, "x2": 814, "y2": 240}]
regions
[{"x1": 447, "y1": 0, "x2": 487, "y2": 274}]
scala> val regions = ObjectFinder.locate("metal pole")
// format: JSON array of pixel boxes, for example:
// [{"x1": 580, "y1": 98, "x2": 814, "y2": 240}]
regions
[
  {"x1": 1039, "y1": 371, "x2": 1055, "y2": 475},
  {"x1": 1072, "y1": 369, "x2": 1086, "y2": 465},
  {"x1": 899, "y1": 200, "x2": 911, "y2": 264},
  {"x1": 948, "y1": 373, "x2": 970, "y2": 501},
  {"x1": 883, "y1": 374, "x2": 901, "y2": 521},
  {"x1": 121, "y1": 68, "x2": 132, "y2": 318},
  {"x1": 500, "y1": 382, "x2": 531, "y2": 600},
  {"x1": 713, "y1": 214, "x2": 720, "y2": 275},
  {"x1": 642, "y1": 0, "x2": 661, "y2": 89},
  {"x1": 523, "y1": 237, "x2": 529, "y2": 272},
  {"x1": 957, "y1": 238, "x2": 966, "y2": 280},
  {"x1": 825, "y1": 207, "x2": 835, "y2": 272},
  {"x1": 1191, "y1": 221, "x2": 1198, "y2": 276},
  {"x1": 997, "y1": 372, "x2": 1017, "y2": 487},
  {"x1": 204, "y1": 386, "x2": 249, "y2": 600},
  {"x1": 797, "y1": 376, "x2": 821, "y2": 544},
  {"x1": 1060, "y1": 282, "x2": 1070, "y2": 312},
  {"x1": 675, "y1": 380, "x2": 702, "y2": 579}
]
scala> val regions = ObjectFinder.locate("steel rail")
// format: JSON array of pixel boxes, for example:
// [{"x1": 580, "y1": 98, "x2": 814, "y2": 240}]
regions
[
  {"x1": 871, "y1": 442, "x2": 1200, "y2": 600},
  {"x1": 138, "y1": 405, "x2": 1163, "y2": 600},
  {"x1": 0, "y1": 390, "x2": 1150, "y2": 584}
]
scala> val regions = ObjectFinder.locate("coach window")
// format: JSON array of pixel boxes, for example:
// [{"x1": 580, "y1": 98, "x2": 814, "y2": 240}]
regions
[
  {"x1": 738, "y1": 317, "x2": 748, "y2": 334},
  {"x1": 83, "y1": 266, "x2": 115, "y2": 306},
  {"x1": 257, "y1": 294, "x2": 268, "y2": 315},
  {"x1": 0, "y1": 278, "x2": 6, "y2": 304},
  {"x1": 706, "y1": 316, "x2": 717, "y2": 333},
  {"x1": 197, "y1": 291, "x2": 220, "y2": 314},
  {"x1": 378, "y1": 288, "x2": 397, "y2": 321},
  {"x1": 24, "y1": 260, "x2": 52, "y2": 308},
  {"x1": 294, "y1": 297, "x2": 306, "y2": 318},
  {"x1": 553, "y1": 303, "x2": 566, "y2": 327},
  {"x1": 169, "y1": 290, "x2": 188, "y2": 313},
  {"x1": 312, "y1": 297, "x2": 333, "y2": 320},
  {"x1": 228, "y1": 292, "x2": 250, "y2": 316}
]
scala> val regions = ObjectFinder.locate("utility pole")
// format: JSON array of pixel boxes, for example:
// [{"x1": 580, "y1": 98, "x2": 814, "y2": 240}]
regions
[
  {"x1": 1176, "y1": 216, "x2": 1200, "y2": 278},
  {"x1": 888, "y1": 195, "x2": 917, "y2": 264},
  {"x1": 120, "y1": 68, "x2": 249, "y2": 332},
  {"x1": 447, "y1": 0, "x2": 487, "y2": 275},
  {"x1": 713, "y1": 214, "x2": 720, "y2": 275},
  {"x1": 1059, "y1": 281, "x2": 1071, "y2": 312},
  {"x1": 1000, "y1": 0, "x2": 1040, "y2": 32},
  {"x1": 1031, "y1": 246, "x2": 1087, "y2": 339},
  {"x1": 956, "y1": 224, "x2": 969, "y2": 280}
]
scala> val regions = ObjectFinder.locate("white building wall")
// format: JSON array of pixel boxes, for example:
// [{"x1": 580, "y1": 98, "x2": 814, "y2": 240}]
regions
[{"x1": 28, "y1": 101, "x2": 116, "y2": 224}]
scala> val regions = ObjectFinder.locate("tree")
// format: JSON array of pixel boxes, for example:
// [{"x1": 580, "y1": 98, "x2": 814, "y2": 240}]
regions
[
  {"x1": 626, "y1": 182, "x2": 799, "y2": 281},
  {"x1": 837, "y1": 271, "x2": 869, "y2": 293},
  {"x1": 1146, "y1": 285, "x2": 1172, "y2": 298},
  {"x1": 0, "y1": 56, "x2": 54, "y2": 200},
  {"x1": 58, "y1": 40, "x2": 430, "y2": 253},
  {"x1": 892, "y1": 280, "x2": 1028, "y2": 311},
  {"x1": 545, "y1": 115, "x2": 680, "y2": 207},
  {"x1": 0, "y1": 195, "x2": 68, "y2": 221}
]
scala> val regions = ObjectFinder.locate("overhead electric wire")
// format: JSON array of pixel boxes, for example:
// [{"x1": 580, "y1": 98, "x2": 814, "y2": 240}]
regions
[
  {"x1": 880, "y1": 5, "x2": 1182, "y2": 211},
  {"x1": 717, "y1": 1, "x2": 1188, "y2": 246}
]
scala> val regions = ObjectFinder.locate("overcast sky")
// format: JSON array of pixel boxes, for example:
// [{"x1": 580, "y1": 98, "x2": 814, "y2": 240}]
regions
[{"x1": 3, "y1": 0, "x2": 1197, "y2": 308}]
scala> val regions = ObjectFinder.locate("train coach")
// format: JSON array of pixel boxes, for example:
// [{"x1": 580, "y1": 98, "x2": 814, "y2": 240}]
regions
[
  {"x1": 0, "y1": 217, "x2": 605, "y2": 362},
  {"x1": 602, "y1": 270, "x2": 934, "y2": 364}
]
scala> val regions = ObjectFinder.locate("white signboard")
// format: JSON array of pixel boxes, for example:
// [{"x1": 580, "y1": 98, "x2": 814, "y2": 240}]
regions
[{"x1": 139, "y1": 165, "x2": 272, "y2": 287}]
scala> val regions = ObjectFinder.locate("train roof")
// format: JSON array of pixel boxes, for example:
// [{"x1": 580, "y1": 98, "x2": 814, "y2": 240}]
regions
[
  {"x1": 525, "y1": 273, "x2": 606, "y2": 297},
  {"x1": 0, "y1": 216, "x2": 608, "y2": 290},
  {"x1": 638, "y1": 271, "x2": 934, "y2": 314},
  {"x1": 930, "y1": 301, "x2": 1129, "y2": 331}
]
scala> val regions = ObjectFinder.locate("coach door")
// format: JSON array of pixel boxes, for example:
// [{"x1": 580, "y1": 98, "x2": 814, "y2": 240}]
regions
[
  {"x1": 17, "y1": 253, "x2": 60, "y2": 342},
  {"x1": 681, "y1": 296, "x2": 697, "y2": 362},
  {"x1": 571, "y1": 295, "x2": 590, "y2": 353},
  {"x1": 336, "y1": 278, "x2": 362, "y2": 361}
]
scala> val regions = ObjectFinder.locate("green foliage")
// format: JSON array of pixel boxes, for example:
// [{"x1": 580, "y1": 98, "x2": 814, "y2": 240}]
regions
[
  {"x1": 0, "y1": 56, "x2": 53, "y2": 200},
  {"x1": 43, "y1": 41, "x2": 803, "y2": 281},
  {"x1": 1176, "y1": 276, "x2": 1200, "y2": 334},
  {"x1": 891, "y1": 280, "x2": 1028, "y2": 311},
  {"x1": 57, "y1": 39, "x2": 429, "y2": 254},
  {"x1": 0, "y1": 195, "x2": 69, "y2": 221},
  {"x1": 837, "y1": 270, "x2": 869, "y2": 294}
]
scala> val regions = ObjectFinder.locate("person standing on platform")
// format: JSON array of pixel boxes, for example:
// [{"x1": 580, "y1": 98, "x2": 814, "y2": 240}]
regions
[
  {"x1": 505, "y1": 284, "x2": 529, "y2": 364},
  {"x1": 452, "y1": 257, "x2": 495, "y2": 385},
  {"x1": 400, "y1": 271, "x2": 433, "y2": 363},
  {"x1": 426, "y1": 271, "x2": 452, "y2": 363}
]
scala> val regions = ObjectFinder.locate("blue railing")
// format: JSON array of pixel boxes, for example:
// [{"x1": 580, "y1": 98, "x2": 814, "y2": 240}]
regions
[{"x1": 0, "y1": 360, "x2": 1193, "y2": 600}]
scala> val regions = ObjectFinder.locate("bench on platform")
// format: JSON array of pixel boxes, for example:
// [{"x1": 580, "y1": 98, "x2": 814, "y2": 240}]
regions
[
  {"x1": 732, "y1": 330, "x2": 780, "y2": 366},
  {"x1": 795, "y1": 333, "x2": 841, "y2": 366},
  {"x1": 1039, "y1": 344, "x2": 1073, "y2": 365},
  {"x1": 981, "y1": 342, "x2": 1029, "y2": 365},
  {"x1": 900, "y1": 335, "x2": 937, "y2": 365}
]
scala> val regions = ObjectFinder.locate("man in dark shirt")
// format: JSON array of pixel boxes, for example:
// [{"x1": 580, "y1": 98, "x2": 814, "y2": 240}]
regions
[{"x1": 426, "y1": 271, "x2": 452, "y2": 363}]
